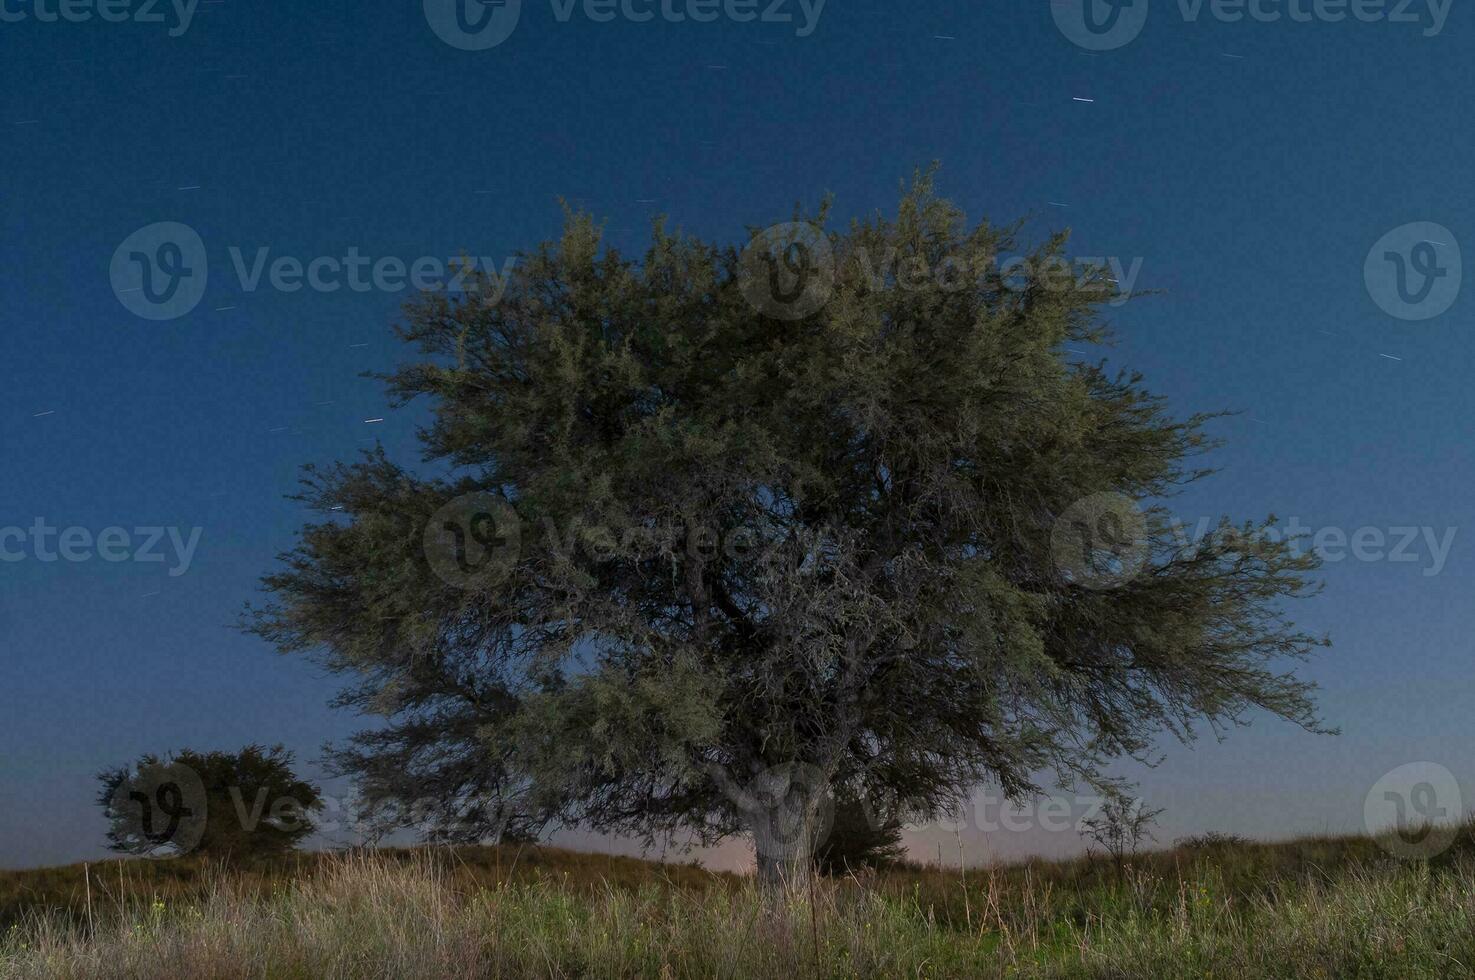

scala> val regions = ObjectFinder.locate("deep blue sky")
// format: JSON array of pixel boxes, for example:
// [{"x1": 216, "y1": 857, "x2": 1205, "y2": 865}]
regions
[{"x1": 3, "y1": 1, "x2": 1472, "y2": 870}]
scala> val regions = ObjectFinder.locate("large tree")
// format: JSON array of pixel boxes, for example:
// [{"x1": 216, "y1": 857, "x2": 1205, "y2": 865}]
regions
[{"x1": 249, "y1": 174, "x2": 1328, "y2": 887}]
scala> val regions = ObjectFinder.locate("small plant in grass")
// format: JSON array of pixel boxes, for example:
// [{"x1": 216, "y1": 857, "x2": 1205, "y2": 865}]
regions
[
  {"x1": 1176, "y1": 831, "x2": 1250, "y2": 851},
  {"x1": 1082, "y1": 795, "x2": 1163, "y2": 876}
]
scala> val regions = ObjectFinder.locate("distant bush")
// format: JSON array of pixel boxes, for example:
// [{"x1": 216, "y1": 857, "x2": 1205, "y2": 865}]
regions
[
  {"x1": 813, "y1": 792, "x2": 907, "y2": 876},
  {"x1": 97, "y1": 744, "x2": 322, "y2": 863},
  {"x1": 1176, "y1": 831, "x2": 1252, "y2": 851}
]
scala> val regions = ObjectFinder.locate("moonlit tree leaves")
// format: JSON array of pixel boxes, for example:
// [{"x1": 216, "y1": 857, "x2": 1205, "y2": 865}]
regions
[{"x1": 250, "y1": 170, "x2": 1329, "y2": 888}]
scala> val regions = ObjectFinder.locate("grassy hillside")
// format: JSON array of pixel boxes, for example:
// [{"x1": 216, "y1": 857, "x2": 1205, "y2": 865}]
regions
[
  {"x1": 0, "y1": 844, "x2": 727, "y2": 932},
  {"x1": 2, "y1": 829, "x2": 1472, "y2": 977}
]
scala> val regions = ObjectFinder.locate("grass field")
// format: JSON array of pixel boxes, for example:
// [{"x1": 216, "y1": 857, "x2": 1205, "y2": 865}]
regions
[{"x1": 2, "y1": 828, "x2": 1472, "y2": 978}]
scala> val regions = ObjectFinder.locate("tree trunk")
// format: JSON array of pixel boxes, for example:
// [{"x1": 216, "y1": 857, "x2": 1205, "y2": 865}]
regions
[
  {"x1": 710, "y1": 760, "x2": 831, "y2": 892},
  {"x1": 743, "y1": 764, "x2": 828, "y2": 892},
  {"x1": 751, "y1": 802, "x2": 821, "y2": 890}
]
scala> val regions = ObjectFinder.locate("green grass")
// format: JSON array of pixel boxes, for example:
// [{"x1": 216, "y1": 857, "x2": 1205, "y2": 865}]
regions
[{"x1": 2, "y1": 828, "x2": 1473, "y2": 978}]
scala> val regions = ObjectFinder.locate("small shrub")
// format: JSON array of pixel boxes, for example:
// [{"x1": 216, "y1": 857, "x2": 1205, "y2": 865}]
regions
[{"x1": 1177, "y1": 832, "x2": 1251, "y2": 851}]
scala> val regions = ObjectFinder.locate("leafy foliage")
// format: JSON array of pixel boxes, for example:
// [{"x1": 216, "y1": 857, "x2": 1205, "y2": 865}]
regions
[
  {"x1": 98, "y1": 745, "x2": 321, "y2": 863},
  {"x1": 249, "y1": 170, "x2": 1328, "y2": 883},
  {"x1": 813, "y1": 790, "x2": 907, "y2": 876}
]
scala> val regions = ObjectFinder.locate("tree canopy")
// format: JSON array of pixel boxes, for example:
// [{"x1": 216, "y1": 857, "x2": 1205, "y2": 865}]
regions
[
  {"x1": 249, "y1": 172, "x2": 1328, "y2": 886},
  {"x1": 99, "y1": 745, "x2": 322, "y2": 862}
]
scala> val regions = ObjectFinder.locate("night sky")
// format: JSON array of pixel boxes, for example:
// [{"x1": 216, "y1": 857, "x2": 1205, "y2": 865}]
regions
[{"x1": 3, "y1": 0, "x2": 1473, "y2": 870}]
